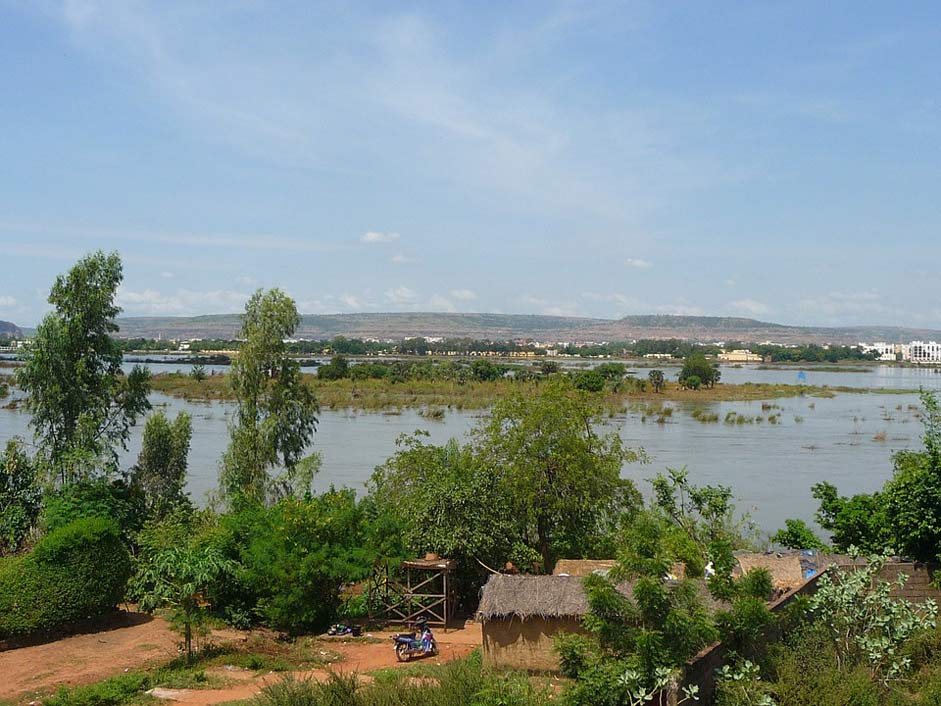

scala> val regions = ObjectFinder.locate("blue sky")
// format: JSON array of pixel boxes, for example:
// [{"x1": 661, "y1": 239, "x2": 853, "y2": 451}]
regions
[{"x1": 1, "y1": 1, "x2": 939, "y2": 328}]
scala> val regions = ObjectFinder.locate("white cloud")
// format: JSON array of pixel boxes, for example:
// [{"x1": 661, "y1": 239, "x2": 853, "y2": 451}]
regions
[
  {"x1": 390, "y1": 253, "x2": 414, "y2": 265},
  {"x1": 339, "y1": 293, "x2": 366, "y2": 310},
  {"x1": 384, "y1": 286, "x2": 417, "y2": 306},
  {"x1": 159, "y1": 271, "x2": 175, "y2": 279},
  {"x1": 729, "y1": 298, "x2": 770, "y2": 316},
  {"x1": 725, "y1": 279, "x2": 736, "y2": 287},
  {"x1": 117, "y1": 287, "x2": 250, "y2": 316},
  {"x1": 362, "y1": 231, "x2": 400, "y2": 244},
  {"x1": 0, "y1": 296, "x2": 17, "y2": 308},
  {"x1": 429, "y1": 294, "x2": 456, "y2": 312},
  {"x1": 799, "y1": 290, "x2": 888, "y2": 316},
  {"x1": 450, "y1": 288, "x2": 477, "y2": 301},
  {"x1": 543, "y1": 303, "x2": 578, "y2": 317},
  {"x1": 624, "y1": 258, "x2": 653, "y2": 269}
]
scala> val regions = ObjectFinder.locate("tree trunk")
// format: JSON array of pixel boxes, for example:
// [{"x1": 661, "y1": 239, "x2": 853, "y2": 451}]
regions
[{"x1": 537, "y1": 516, "x2": 552, "y2": 574}]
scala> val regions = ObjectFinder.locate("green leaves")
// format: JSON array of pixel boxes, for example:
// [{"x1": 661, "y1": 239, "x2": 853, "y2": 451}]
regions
[
  {"x1": 16, "y1": 251, "x2": 151, "y2": 484},
  {"x1": 221, "y1": 289, "x2": 319, "y2": 505}
]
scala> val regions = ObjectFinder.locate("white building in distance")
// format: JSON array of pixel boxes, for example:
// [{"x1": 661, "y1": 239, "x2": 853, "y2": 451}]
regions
[{"x1": 861, "y1": 341, "x2": 941, "y2": 363}]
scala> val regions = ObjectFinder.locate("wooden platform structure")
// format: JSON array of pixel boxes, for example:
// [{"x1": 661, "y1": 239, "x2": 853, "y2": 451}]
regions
[{"x1": 368, "y1": 557, "x2": 457, "y2": 628}]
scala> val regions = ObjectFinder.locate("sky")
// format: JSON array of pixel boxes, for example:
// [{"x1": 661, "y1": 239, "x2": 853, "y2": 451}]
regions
[{"x1": 0, "y1": 1, "x2": 939, "y2": 328}]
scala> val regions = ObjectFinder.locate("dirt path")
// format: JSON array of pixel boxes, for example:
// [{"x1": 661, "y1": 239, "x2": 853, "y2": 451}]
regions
[
  {"x1": 158, "y1": 628, "x2": 480, "y2": 706},
  {"x1": 0, "y1": 617, "x2": 480, "y2": 705},
  {"x1": 0, "y1": 612, "x2": 243, "y2": 701}
]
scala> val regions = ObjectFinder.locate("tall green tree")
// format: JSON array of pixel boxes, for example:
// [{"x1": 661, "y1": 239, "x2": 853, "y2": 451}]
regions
[
  {"x1": 678, "y1": 353, "x2": 720, "y2": 389},
  {"x1": 16, "y1": 251, "x2": 150, "y2": 484},
  {"x1": 132, "y1": 411, "x2": 192, "y2": 518},
  {"x1": 220, "y1": 289, "x2": 319, "y2": 505},
  {"x1": 475, "y1": 378, "x2": 643, "y2": 572},
  {"x1": 647, "y1": 369, "x2": 665, "y2": 393},
  {"x1": 0, "y1": 439, "x2": 41, "y2": 555}
]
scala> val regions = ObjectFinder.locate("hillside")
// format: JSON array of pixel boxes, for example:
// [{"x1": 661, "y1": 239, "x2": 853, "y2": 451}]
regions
[
  {"x1": 111, "y1": 312, "x2": 941, "y2": 345},
  {"x1": 0, "y1": 320, "x2": 23, "y2": 338}
]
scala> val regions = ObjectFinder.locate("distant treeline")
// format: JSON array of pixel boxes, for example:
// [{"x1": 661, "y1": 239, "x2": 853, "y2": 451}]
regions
[{"x1": 115, "y1": 335, "x2": 879, "y2": 362}]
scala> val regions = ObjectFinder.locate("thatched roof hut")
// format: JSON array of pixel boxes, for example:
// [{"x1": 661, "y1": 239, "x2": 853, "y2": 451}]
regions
[
  {"x1": 478, "y1": 574, "x2": 600, "y2": 620},
  {"x1": 735, "y1": 553, "x2": 805, "y2": 590},
  {"x1": 477, "y1": 575, "x2": 602, "y2": 672}
]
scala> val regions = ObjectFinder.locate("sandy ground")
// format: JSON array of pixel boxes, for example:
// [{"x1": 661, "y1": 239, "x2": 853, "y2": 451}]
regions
[{"x1": 0, "y1": 614, "x2": 480, "y2": 704}]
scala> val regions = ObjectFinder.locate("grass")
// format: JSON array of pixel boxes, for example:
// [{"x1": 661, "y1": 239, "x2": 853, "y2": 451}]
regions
[
  {"x1": 24, "y1": 635, "x2": 347, "y2": 706},
  {"x1": 149, "y1": 372, "x2": 918, "y2": 411}
]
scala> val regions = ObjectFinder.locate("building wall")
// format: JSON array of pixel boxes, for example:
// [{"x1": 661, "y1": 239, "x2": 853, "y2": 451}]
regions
[{"x1": 482, "y1": 616, "x2": 588, "y2": 672}]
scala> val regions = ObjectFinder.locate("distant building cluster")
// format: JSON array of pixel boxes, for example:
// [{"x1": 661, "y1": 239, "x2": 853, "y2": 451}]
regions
[{"x1": 860, "y1": 341, "x2": 941, "y2": 363}]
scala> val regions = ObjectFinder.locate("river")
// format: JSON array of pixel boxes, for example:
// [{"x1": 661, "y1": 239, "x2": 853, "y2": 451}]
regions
[{"x1": 2, "y1": 361, "x2": 940, "y2": 535}]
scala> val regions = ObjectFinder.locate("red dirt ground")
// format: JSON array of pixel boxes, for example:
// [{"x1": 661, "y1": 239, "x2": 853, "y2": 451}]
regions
[{"x1": 0, "y1": 613, "x2": 481, "y2": 704}]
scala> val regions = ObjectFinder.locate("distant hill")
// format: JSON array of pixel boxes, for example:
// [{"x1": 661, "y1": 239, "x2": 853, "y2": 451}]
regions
[
  {"x1": 0, "y1": 320, "x2": 23, "y2": 338},
  {"x1": 112, "y1": 312, "x2": 941, "y2": 345}
]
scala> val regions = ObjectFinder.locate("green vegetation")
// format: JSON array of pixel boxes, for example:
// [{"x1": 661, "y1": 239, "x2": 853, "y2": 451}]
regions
[
  {"x1": 8, "y1": 252, "x2": 941, "y2": 706},
  {"x1": 0, "y1": 516, "x2": 131, "y2": 638},
  {"x1": 0, "y1": 439, "x2": 40, "y2": 555},
  {"x1": 220, "y1": 289, "x2": 319, "y2": 505},
  {"x1": 784, "y1": 390, "x2": 941, "y2": 560},
  {"x1": 16, "y1": 251, "x2": 151, "y2": 484}
]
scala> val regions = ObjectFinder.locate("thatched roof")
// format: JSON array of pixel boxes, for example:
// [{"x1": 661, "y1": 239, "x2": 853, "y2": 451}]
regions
[
  {"x1": 553, "y1": 559, "x2": 618, "y2": 577},
  {"x1": 735, "y1": 553, "x2": 804, "y2": 590},
  {"x1": 477, "y1": 572, "x2": 731, "y2": 622},
  {"x1": 477, "y1": 575, "x2": 604, "y2": 620}
]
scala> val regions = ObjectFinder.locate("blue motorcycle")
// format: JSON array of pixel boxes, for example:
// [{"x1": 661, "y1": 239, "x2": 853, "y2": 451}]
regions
[{"x1": 392, "y1": 620, "x2": 438, "y2": 662}]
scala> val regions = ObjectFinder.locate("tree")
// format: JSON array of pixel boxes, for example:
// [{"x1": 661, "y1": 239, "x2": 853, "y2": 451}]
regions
[
  {"x1": 475, "y1": 378, "x2": 643, "y2": 572},
  {"x1": 572, "y1": 369, "x2": 606, "y2": 392},
  {"x1": 0, "y1": 439, "x2": 41, "y2": 555},
  {"x1": 220, "y1": 289, "x2": 319, "y2": 505},
  {"x1": 189, "y1": 364, "x2": 206, "y2": 382},
  {"x1": 132, "y1": 411, "x2": 192, "y2": 518},
  {"x1": 678, "y1": 353, "x2": 720, "y2": 389},
  {"x1": 317, "y1": 355, "x2": 349, "y2": 380},
  {"x1": 369, "y1": 433, "x2": 518, "y2": 602},
  {"x1": 647, "y1": 370, "x2": 665, "y2": 393},
  {"x1": 136, "y1": 543, "x2": 234, "y2": 664},
  {"x1": 16, "y1": 252, "x2": 150, "y2": 484},
  {"x1": 772, "y1": 518, "x2": 827, "y2": 550},
  {"x1": 810, "y1": 390, "x2": 940, "y2": 560}
]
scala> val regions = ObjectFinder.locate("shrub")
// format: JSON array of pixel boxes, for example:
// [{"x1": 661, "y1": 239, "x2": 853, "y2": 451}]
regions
[
  {"x1": 0, "y1": 517, "x2": 132, "y2": 638},
  {"x1": 42, "y1": 478, "x2": 147, "y2": 546},
  {"x1": 771, "y1": 518, "x2": 827, "y2": 551}
]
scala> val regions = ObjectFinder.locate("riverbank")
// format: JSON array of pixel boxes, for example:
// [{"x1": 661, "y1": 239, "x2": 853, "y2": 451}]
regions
[{"x1": 148, "y1": 372, "x2": 916, "y2": 410}]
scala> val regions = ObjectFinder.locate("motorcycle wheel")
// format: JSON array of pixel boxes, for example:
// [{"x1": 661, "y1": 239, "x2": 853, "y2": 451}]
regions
[
  {"x1": 395, "y1": 642, "x2": 411, "y2": 662},
  {"x1": 430, "y1": 641, "x2": 439, "y2": 657}
]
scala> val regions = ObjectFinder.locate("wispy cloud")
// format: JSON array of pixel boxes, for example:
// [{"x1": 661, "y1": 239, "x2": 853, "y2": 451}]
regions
[
  {"x1": 729, "y1": 298, "x2": 770, "y2": 316},
  {"x1": 384, "y1": 286, "x2": 417, "y2": 307},
  {"x1": 0, "y1": 296, "x2": 17, "y2": 309},
  {"x1": 624, "y1": 258, "x2": 653, "y2": 269},
  {"x1": 450, "y1": 288, "x2": 477, "y2": 301},
  {"x1": 362, "y1": 231, "x2": 400, "y2": 244}
]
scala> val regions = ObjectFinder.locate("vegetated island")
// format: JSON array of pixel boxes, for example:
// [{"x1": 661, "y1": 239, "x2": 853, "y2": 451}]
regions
[{"x1": 149, "y1": 372, "x2": 914, "y2": 410}]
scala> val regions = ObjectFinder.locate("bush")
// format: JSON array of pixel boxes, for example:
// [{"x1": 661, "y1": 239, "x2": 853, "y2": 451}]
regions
[
  {"x1": 0, "y1": 517, "x2": 132, "y2": 638},
  {"x1": 42, "y1": 478, "x2": 147, "y2": 546}
]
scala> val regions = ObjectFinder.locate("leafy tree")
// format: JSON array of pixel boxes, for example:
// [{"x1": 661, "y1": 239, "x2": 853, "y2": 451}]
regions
[
  {"x1": 809, "y1": 391, "x2": 941, "y2": 561},
  {"x1": 369, "y1": 433, "x2": 518, "y2": 603},
  {"x1": 217, "y1": 491, "x2": 373, "y2": 633},
  {"x1": 647, "y1": 369, "x2": 665, "y2": 393},
  {"x1": 317, "y1": 355, "x2": 349, "y2": 380},
  {"x1": 678, "y1": 353, "x2": 720, "y2": 389},
  {"x1": 189, "y1": 364, "x2": 206, "y2": 382},
  {"x1": 136, "y1": 543, "x2": 234, "y2": 664},
  {"x1": 42, "y1": 477, "x2": 147, "y2": 546},
  {"x1": 681, "y1": 374, "x2": 702, "y2": 390},
  {"x1": 772, "y1": 518, "x2": 827, "y2": 550},
  {"x1": 475, "y1": 378, "x2": 643, "y2": 572},
  {"x1": 132, "y1": 411, "x2": 192, "y2": 518},
  {"x1": 572, "y1": 369, "x2": 606, "y2": 392},
  {"x1": 0, "y1": 439, "x2": 41, "y2": 555},
  {"x1": 220, "y1": 289, "x2": 319, "y2": 505},
  {"x1": 16, "y1": 251, "x2": 150, "y2": 484},
  {"x1": 470, "y1": 359, "x2": 503, "y2": 382},
  {"x1": 881, "y1": 390, "x2": 941, "y2": 561},
  {"x1": 594, "y1": 363, "x2": 627, "y2": 381}
]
